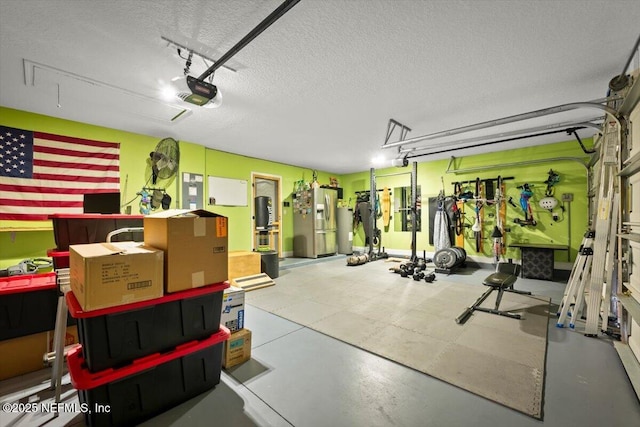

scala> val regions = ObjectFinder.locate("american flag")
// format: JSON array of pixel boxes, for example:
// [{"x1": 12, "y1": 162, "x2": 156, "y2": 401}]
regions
[{"x1": 0, "y1": 125, "x2": 120, "y2": 220}]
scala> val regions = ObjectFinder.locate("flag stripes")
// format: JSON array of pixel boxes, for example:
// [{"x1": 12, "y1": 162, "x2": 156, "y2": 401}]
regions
[{"x1": 0, "y1": 125, "x2": 120, "y2": 220}]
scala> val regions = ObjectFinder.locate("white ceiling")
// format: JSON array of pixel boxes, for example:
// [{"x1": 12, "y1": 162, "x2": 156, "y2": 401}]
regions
[{"x1": 1, "y1": 0, "x2": 639, "y2": 174}]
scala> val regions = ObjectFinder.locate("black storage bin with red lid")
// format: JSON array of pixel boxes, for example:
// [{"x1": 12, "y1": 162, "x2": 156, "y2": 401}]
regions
[
  {"x1": 49, "y1": 214, "x2": 144, "y2": 251},
  {"x1": 66, "y1": 282, "x2": 229, "y2": 372},
  {"x1": 0, "y1": 273, "x2": 60, "y2": 340},
  {"x1": 68, "y1": 327, "x2": 230, "y2": 427}
]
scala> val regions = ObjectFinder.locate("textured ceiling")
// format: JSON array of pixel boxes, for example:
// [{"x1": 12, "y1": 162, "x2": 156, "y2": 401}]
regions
[{"x1": 1, "y1": 0, "x2": 639, "y2": 174}]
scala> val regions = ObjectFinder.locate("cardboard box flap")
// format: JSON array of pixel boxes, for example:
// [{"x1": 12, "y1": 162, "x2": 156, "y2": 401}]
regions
[
  {"x1": 70, "y1": 242, "x2": 156, "y2": 258},
  {"x1": 146, "y1": 209, "x2": 222, "y2": 219}
]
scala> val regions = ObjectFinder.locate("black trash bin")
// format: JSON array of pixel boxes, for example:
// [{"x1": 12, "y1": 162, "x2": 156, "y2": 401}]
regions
[{"x1": 259, "y1": 250, "x2": 279, "y2": 279}]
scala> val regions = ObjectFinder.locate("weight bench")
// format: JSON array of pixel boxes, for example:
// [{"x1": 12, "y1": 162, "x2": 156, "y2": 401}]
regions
[{"x1": 455, "y1": 261, "x2": 531, "y2": 325}]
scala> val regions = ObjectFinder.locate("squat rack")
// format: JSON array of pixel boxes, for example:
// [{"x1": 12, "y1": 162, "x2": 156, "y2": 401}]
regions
[{"x1": 366, "y1": 162, "x2": 418, "y2": 261}]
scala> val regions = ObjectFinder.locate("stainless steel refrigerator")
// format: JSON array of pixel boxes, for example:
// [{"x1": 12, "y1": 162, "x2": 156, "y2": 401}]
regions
[{"x1": 293, "y1": 187, "x2": 337, "y2": 258}]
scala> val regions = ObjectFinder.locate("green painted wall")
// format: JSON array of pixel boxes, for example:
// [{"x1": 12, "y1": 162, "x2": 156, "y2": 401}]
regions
[
  {"x1": 0, "y1": 107, "x2": 338, "y2": 268},
  {"x1": 204, "y1": 149, "x2": 338, "y2": 252},
  {"x1": 341, "y1": 141, "x2": 592, "y2": 264},
  {"x1": 0, "y1": 106, "x2": 591, "y2": 269}
]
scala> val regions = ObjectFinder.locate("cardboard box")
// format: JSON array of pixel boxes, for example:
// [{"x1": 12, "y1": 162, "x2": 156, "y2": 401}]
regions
[
  {"x1": 144, "y1": 209, "x2": 228, "y2": 293},
  {"x1": 0, "y1": 325, "x2": 79, "y2": 381},
  {"x1": 223, "y1": 328, "x2": 252, "y2": 369},
  {"x1": 70, "y1": 242, "x2": 164, "y2": 311},
  {"x1": 221, "y1": 286, "x2": 245, "y2": 332},
  {"x1": 228, "y1": 251, "x2": 261, "y2": 281}
]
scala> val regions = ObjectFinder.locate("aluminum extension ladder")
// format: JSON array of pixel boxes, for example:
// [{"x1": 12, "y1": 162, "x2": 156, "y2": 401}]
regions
[{"x1": 556, "y1": 122, "x2": 619, "y2": 335}]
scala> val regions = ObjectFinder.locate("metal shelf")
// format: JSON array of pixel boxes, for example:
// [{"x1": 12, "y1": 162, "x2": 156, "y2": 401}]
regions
[
  {"x1": 619, "y1": 293, "x2": 640, "y2": 320},
  {"x1": 618, "y1": 233, "x2": 640, "y2": 243},
  {"x1": 619, "y1": 151, "x2": 640, "y2": 177}
]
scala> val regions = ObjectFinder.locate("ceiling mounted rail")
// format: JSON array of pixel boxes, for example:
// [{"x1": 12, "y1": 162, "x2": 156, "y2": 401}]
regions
[
  {"x1": 445, "y1": 156, "x2": 590, "y2": 175},
  {"x1": 381, "y1": 96, "x2": 622, "y2": 150},
  {"x1": 404, "y1": 126, "x2": 587, "y2": 160},
  {"x1": 398, "y1": 117, "x2": 603, "y2": 155},
  {"x1": 198, "y1": 0, "x2": 300, "y2": 80}
]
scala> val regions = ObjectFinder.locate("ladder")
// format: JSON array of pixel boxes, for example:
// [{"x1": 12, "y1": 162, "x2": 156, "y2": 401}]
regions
[
  {"x1": 584, "y1": 123, "x2": 619, "y2": 336},
  {"x1": 557, "y1": 232, "x2": 594, "y2": 328},
  {"x1": 557, "y1": 121, "x2": 619, "y2": 335}
]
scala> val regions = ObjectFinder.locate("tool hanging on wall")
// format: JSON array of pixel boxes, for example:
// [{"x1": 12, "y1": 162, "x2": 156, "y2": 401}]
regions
[
  {"x1": 539, "y1": 169, "x2": 563, "y2": 222},
  {"x1": 452, "y1": 182, "x2": 465, "y2": 248},
  {"x1": 472, "y1": 177, "x2": 484, "y2": 252},
  {"x1": 490, "y1": 176, "x2": 507, "y2": 263},
  {"x1": 513, "y1": 183, "x2": 536, "y2": 226}
]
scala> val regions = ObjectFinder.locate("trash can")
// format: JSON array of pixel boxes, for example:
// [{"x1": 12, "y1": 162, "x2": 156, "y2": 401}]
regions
[
  {"x1": 337, "y1": 207, "x2": 353, "y2": 255},
  {"x1": 260, "y1": 250, "x2": 279, "y2": 279}
]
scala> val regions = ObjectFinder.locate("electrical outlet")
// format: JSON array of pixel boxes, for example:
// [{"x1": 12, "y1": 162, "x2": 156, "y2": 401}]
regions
[{"x1": 561, "y1": 193, "x2": 573, "y2": 202}]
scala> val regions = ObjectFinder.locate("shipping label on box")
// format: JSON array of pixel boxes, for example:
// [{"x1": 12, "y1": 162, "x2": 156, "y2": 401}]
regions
[
  {"x1": 223, "y1": 328, "x2": 251, "y2": 369},
  {"x1": 144, "y1": 209, "x2": 228, "y2": 293},
  {"x1": 221, "y1": 286, "x2": 245, "y2": 332},
  {"x1": 70, "y1": 242, "x2": 164, "y2": 311}
]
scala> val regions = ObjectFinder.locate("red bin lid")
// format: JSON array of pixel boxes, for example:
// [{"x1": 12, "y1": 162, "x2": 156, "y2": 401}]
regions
[
  {"x1": 0, "y1": 272, "x2": 57, "y2": 295},
  {"x1": 48, "y1": 213, "x2": 144, "y2": 219},
  {"x1": 66, "y1": 281, "x2": 230, "y2": 318},
  {"x1": 67, "y1": 326, "x2": 231, "y2": 390}
]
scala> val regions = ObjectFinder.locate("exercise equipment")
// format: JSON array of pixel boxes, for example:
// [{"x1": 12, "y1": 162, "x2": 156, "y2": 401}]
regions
[
  {"x1": 472, "y1": 178, "x2": 484, "y2": 252},
  {"x1": 362, "y1": 162, "x2": 418, "y2": 262},
  {"x1": 388, "y1": 252, "x2": 436, "y2": 283},
  {"x1": 455, "y1": 261, "x2": 532, "y2": 325},
  {"x1": 433, "y1": 246, "x2": 466, "y2": 274},
  {"x1": 347, "y1": 253, "x2": 369, "y2": 266},
  {"x1": 433, "y1": 193, "x2": 451, "y2": 252},
  {"x1": 491, "y1": 175, "x2": 506, "y2": 263}
]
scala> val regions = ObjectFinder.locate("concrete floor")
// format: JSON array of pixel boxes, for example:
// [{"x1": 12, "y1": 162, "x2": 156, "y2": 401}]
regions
[{"x1": 1, "y1": 257, "x2": 639, "y2": 426}]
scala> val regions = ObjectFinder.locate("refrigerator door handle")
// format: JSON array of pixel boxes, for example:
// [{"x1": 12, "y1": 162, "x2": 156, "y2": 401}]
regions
[{"x1": 324, "y1": 194, "x2": 330, "y2": 221}]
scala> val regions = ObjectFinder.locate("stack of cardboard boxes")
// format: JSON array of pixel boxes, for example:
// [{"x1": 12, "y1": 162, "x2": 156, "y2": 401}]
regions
[
  {"x1": 65, "y1": 209, "x2": 238, "y2": 426},
  {"x1": 221, "y1": 285, "x2": 252, "y2": 368}
]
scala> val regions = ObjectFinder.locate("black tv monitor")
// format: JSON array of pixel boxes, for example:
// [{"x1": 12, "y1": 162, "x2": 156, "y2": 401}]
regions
[{"x1": 83, "y1": 192, "x2": 121, "y2": 214}]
